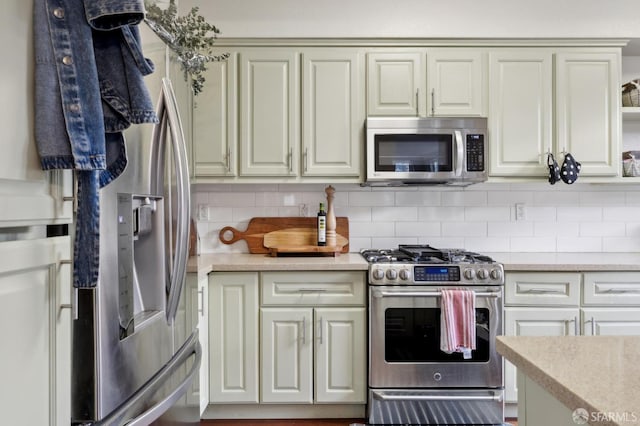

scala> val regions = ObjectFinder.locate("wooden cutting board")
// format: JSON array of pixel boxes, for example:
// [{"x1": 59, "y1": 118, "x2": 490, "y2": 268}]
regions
[
  {"x1": 263, "y1": 228, "x2": 349, "y2": 256},
  {"x1": 219, "y1": 217, "x2": 349, "y2": 254}
]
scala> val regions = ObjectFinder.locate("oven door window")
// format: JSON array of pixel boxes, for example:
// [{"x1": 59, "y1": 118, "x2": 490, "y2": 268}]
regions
[
  {"x1": 385, "y1": 307, "x2": 490, "y2": 362},
  {"x1": 375, "y1": 134, "x2": 453, "y2": 172}
]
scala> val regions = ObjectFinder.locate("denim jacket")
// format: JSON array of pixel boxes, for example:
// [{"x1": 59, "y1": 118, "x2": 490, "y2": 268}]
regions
[{"x1": 34, "y1": 0, "x2": 158, "y2": 287}]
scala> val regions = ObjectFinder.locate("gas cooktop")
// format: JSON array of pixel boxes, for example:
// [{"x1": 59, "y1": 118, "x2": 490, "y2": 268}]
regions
[
  {"x1": 362, "y1": 245, "x2": 503, "y2": 285},
  {"x1": 361, "y1": 244, "x2": 496, "y2": 265}
]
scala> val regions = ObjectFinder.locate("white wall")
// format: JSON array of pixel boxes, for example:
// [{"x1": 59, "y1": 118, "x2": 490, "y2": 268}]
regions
[
  {"x1": 193, "y1": 183, "x2": 640, "y2": 254},
  {"x1": 182, "y1": 0, "x2": 640, "y2": 39}
]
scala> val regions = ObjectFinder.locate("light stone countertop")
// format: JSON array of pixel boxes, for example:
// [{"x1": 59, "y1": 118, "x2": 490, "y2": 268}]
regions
[
  {"x1": 188, "y1": 252, "x2": 369, "y2": 274},
  {"x1": 188, "y1": 251, "x2": 640, "y2": 274},
  {"x1": 486, "y1": 252, "x2": 640, "y2": 271},
  {"x1": 496, "y1": 336, "x2": 640, "y2": 426}
]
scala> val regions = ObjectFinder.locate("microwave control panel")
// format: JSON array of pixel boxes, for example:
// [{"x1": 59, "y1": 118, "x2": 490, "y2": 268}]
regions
[{"x1": 466, "y1": 134, "x2": 485, "y2": 172}]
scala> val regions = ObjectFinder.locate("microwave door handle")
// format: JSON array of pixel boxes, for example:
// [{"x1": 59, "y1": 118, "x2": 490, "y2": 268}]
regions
[{"x1": 454, "y1": 130, "x2": 464, "y2": 176}]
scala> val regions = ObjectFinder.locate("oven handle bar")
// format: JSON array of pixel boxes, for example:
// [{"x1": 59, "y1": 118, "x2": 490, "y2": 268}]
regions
[
  {"x1": 372, "y1": 392, "x2": 503, "y2": 402},
  {"x1": 372, "y1": 290, "x2": 501, "y2": 298}
]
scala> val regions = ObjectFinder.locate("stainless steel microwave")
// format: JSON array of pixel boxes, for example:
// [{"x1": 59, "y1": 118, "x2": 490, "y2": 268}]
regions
[{"x1": 365, "y1": 116, "x2": 488, "y2": 185}]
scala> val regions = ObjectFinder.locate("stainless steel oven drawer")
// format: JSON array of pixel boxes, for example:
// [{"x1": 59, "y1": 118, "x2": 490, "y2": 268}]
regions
[{"x1": 368, "y1": 388, "x2": 504, "y2": 425}]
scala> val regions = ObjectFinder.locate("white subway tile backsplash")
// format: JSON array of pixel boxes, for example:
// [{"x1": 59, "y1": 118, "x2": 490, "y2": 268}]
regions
[
  {"x1": 395, "y1": 221, "x2": 441, "y2": 237},
  {"x1": 488, "y1": 222, "x2": 534, "y2": 237},
  {"x1": 464, "y1": 237, "x2": 510, "y2": 252},
  {"x1": 465, "y1": 206, "x2": 511, "y2": 222},
  {"x1": 419, "y1": 207, "x2": 465, "y2": 222},
  {"x1": 395, "y1": 191, "x2": 442, "y2": 206},
  {"x1": 350, "y1": 221, "x2": 395, "y2": 237},
  {"x1": 372, "y1": 206, "x2": 418, "y2": 222},
  {"x1": 534, "y1": 222, "x2": 579, "y2": 237},
  {"x1": 557, "y1": 237, "x2": 602, "y2": 252},
  {"x1": 509, "y1": 237, "x2": 556, "y2": 252},
  {"x1": 193, "y1": 183, "x2": 640, "y2": 254},
  {"x1": 442, "y1": 191, "x2": 487, "y2": 206},
  {"x1": 579, "y1": 222, "x2": 626, "y2": 237},
  {"x1": 442, "y1": 222, "x2": 487, "y2": 237},
  {"x1": 348, "y1": 191, "x2": 395, "y2": 206},
  {"x1": 556, "y1": 206, "x2": 602, "y2": 222}
]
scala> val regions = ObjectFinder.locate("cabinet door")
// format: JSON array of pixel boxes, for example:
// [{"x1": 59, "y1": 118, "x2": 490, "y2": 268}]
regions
[
  {"x1": 302, "y1": 49, "x2": 364, "y2": 177},
  {"x1": 185, "y1": 273, "x2": 209, "y2": 413},
  {"x1": 488, "y1": 50, "x2": 553, "y2": 176},
  {"x1": 209, "y1": 272, "x2": 259, "y2": 403},
  {"x1": 0, "y1": 237, "x2": 71, "y2": 426},
  {"x1": 503, "y1": 307, "x2": 579, "y2": 403},
  {"x1": 582, "y1": 308, "x2": 640, "y2": 336},
  {"x1": 366, "y1": 51, "x2": 426, "y2": 116},
  {"x1": 427, "y1": 49, "x2": 485, "y2": 116},
  {"x1": 261, "y1": 307, "x2": 314, "y2": 403},
  {"x1": 239, "y1": 49, "x2": 300, "y2": 176},
  {"x1": 314, "y1": 308, "x2": 366, "y2": 403},
  {"x1": 192, "y1": 52, "x2": 238, "y2": 177},
  {"x1": 556, "y1": 51, "x2": 621, "y2": 176}
]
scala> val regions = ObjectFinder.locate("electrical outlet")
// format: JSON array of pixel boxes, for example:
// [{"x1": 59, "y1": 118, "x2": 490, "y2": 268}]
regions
[
  {"x1": 515, "y1": 203, "x2": 526, "y2": 221},
  {"x1": 197, "y1": 204, "x2": 209, "y2": 221}
]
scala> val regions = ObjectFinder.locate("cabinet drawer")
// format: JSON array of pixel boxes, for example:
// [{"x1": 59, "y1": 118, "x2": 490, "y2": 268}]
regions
[
  {"x1": 261, "y1": 271, "x2": 365, "y2": 306},
  {"x1": 583, "y1": 272, "x2": 640, "y2": 306},
  {"x1": 505, "y1": 272, "x2": 580, "y2": 306}
]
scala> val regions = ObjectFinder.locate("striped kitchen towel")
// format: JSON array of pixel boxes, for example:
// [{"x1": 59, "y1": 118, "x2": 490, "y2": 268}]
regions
[{"x1": 440, "y1": 288, "x2": 476, "y2": 358}]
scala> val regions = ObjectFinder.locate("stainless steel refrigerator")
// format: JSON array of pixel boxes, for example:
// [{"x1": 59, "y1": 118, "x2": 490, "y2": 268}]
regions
[{"x1": 71, "y1": 77, "x2": 200, "y2": 425}]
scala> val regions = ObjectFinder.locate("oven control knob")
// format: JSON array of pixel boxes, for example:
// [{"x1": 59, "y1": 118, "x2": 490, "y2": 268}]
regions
[
  {"x1": 477, "y1": 268, "x2": 489, "y2": 280},
  {"x1": 372, "y1": 269, "x2": 385, "y2": 280},
  {"x1": 386, "y1": 269, "x2": 398, "y2": 280},
  {"x1": 399, "y1": 269, "x2": 410, "y2": 280},
  {"x1": 463, "y1": 268, "x2": 476, "y2": 280},
  {"x1": 490, "y1": 268, "x2": 503, "y2": 281}
]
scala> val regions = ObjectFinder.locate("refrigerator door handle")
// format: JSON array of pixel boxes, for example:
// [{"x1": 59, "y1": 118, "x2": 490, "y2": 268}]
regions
[
  {"x1": 152, "y1": 78, "x2": 191, "y2": 324},
  {"x1": 97, "y1": 330, "x2": 201, "y2": 426}
]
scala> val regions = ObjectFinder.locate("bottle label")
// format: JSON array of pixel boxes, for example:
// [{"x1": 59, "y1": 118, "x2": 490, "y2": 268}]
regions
[{"x1": 317, "y1": 216, "x2": 326, "y2": 245}]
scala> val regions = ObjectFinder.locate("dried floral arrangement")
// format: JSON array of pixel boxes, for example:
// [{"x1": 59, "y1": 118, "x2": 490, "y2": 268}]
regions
[{"x1": 144, "y1": 0, "x2": 229, "y2": 95}]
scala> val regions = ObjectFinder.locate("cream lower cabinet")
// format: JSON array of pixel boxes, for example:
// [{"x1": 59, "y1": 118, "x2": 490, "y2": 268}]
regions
[
  {"x1": 260, "y1": 306, "x2": 366, "y2": 404},
  {"x1": 208, "y1": 272, "x2": 260, "y2": 403},
  {"x1": 186, "y1": 272, "x2": 210, "y2": 413},
  {"x1": 0, "y1": 237, "x2": 71, "y2": 426},
  {"x1": 504, "y1": 271, "x2": 640, "y2": 406},
  {"x1": 260, "y1": 271, "x2": 366, "y2": 405},
  {"x1": 489, "y1": 49, "x2": 621, "y2": 178}
]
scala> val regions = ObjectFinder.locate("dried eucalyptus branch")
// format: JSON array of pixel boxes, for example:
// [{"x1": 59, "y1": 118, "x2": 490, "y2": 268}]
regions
[{"x1": 144, "y1": 0, "x2": 229, "y2": 95}]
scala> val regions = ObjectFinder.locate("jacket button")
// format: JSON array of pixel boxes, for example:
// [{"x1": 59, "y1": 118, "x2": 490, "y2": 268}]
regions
[
  {"x1": 62, "y1": 56, "x2": 73, "y2": 65},
  {"x1": 53, "y1": 8, "x2": 65, "y2": 19},
  {"x1": 69, "y1": 104, "x2": 80, "y2": 113}
]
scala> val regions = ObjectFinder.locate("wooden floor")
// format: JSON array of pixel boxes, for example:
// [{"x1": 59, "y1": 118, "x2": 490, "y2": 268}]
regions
[{"x1": 201, "y1": 419, "x2": 518, "y2": 425}]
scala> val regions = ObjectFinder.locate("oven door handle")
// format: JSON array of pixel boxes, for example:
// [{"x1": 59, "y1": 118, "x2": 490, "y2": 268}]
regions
[
  {"x1": 372, "y1": 290, "x2": 501, "y2": 298},
  {"x1": 372, "y1": 392, "x2": 503, "y2": 402}
]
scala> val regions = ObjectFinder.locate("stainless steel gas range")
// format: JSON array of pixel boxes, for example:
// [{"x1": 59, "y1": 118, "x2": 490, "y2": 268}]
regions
[{"x1": 362, "y1": 245, "x2": 505, "y2": 425}]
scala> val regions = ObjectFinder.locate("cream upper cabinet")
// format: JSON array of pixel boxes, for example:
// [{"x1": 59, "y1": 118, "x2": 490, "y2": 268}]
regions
[
  {"x1": 239, "y1": 49, "x2": 300, "y2": 176},
  {"x1": 426, "y1": 49, "x2": 486, "y2": 116},
  {"x1": 301, "y1": 49, "x2": 364, "y2": 177},
  {"x1": 489, "y1": 48, "x2": 621, "y2": 178},
  {"x1": 366, "y1": 49, "x2": 485, "y2": 117},
  {"x1": 192, "y1": 52, "x2": 238, "y2": 177},
  {"x1": 367, "y1": 51, "x2": 426, "y2": 116},
  {"x1": 192, "y1": 47, "x2": 364, "y2": 181},
  {"x1": 555, "y1": 51, "x2": 621, "y2": 176},
  {"x1": 488, "y1": 50, "x2": 553, "y2": 176}
]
